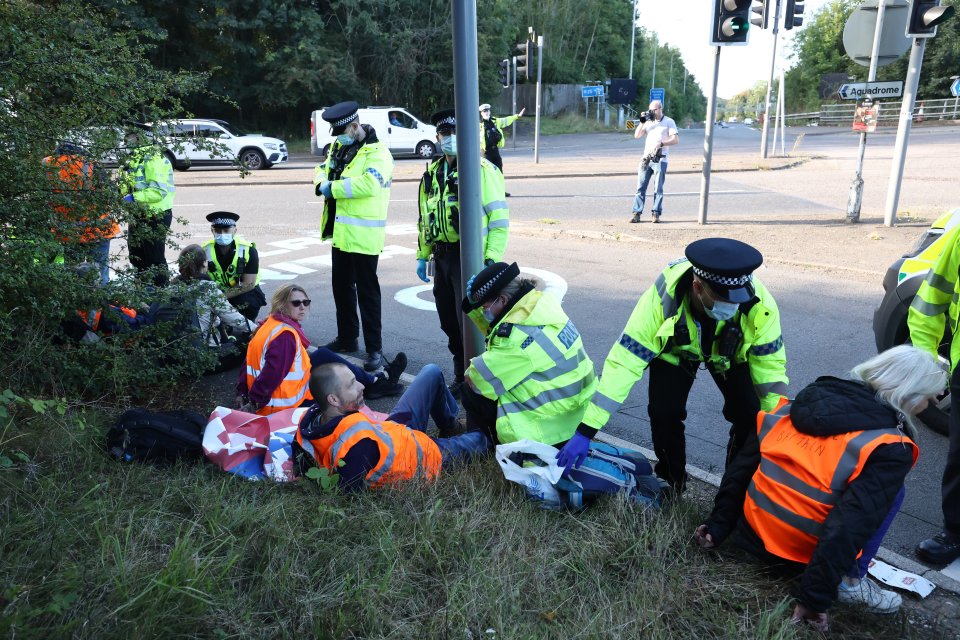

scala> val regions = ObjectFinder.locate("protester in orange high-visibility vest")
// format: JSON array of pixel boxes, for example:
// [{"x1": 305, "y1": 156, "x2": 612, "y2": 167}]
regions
[
  {"x1": 694, "y1": 346, "x2": 944, "y2": 632},
  {"x1": 42, "y1": 142, "x2": 119, "y2": 284}
]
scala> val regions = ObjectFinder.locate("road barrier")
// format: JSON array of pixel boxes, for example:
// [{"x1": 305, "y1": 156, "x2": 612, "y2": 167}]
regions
[{"x1": 785, "y1": 98, "x2": 960, "y2": 127}]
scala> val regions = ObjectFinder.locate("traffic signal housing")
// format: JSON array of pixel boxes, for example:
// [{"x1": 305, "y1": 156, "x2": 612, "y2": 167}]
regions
[
  {"x1": 515, "y1": 40, "x2": 533, "y2": 80},
  {"x1": 710, "y1": 0, "x2": 751, "y2": 46},
  {"x1": 783, "y1": 0, "x2": 804, "y2": 30},
  {"x1": 497, "y1": 59, "x2": 510, "y2": 88},
  {"x1": 750, "y1": 0, "x2": 769, "y2": 30},
  {"x1": 905, "y1": 0, "x2": 955, "y2": 37}
]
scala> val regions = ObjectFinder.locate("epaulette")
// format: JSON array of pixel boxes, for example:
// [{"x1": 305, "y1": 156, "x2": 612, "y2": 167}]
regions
[{"x1": 496, "y1": 322, "x2": 513, "y2": 338}]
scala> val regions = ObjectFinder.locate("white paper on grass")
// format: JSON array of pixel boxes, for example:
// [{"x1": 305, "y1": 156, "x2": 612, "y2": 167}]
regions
[
  {"x1": 867, "y1": 558, "x2": 936, "y2": 598},
  {"x1": 495, "y1": 439, "x2": 564, "y2": 507}
]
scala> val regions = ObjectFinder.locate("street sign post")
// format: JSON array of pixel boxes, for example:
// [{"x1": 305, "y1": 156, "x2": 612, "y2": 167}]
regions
[
  {"x1": 843, "y1": 0, "x2": 911, "y2": 67},
  {"x1": 649, "y1": 87, "x2": 665, "y2": 103},
  {"x1": 581, "y1": 85, "x2": 603, "y2": 98},
  {"x1": 837, "y1": 80, "x2": 904, "y2": 99}
]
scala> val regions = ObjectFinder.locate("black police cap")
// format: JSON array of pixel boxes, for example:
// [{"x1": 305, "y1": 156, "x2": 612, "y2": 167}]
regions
[
  {"x1": 461, "y1": 261, "x2": 520, "y2": 313},
  {"x1": 322, "y1": 101, "x2": 360, "y2": 134},
  {"x1": 431, "y1": 109, "x2": 457, "y2": 134},
  {"x1": 206, "y1": 211, "x2": 240, "y2": 228},
  {"x1": 685, "y1": 238, "x2": 763, "y2": 304}
]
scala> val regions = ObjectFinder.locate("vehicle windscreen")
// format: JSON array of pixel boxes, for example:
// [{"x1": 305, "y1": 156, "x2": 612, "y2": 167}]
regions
[{"x1": 217, "y1": 122, "x2": 247, "y2": 136}]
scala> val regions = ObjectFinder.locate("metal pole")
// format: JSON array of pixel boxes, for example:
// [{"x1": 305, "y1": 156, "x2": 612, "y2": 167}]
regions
[
  {"x1": 651, "y1": 36, "x2": 658, "y2": 93},
  {"x1": 779, "y1": 68, "x2": 786, "y2": 156},
  {"x1": 760, "y1": 0, "x2": 782, "y2": 159},
  {"x1": 450, "y1": 0, "x2": 484, "y2": 359},
  {"x1": 534, "y1": 35, "x2": 543, "y2": 164},
  {"x1": 884, "y1": 37, "x2": 926, "y2": 227},
  {"x1": 512, "y1": 56, "x2": 517, "y2": 148},
  {"x1": 699, "y1": 46, "x2": 721, "y2": 225},
  {"x1": 846, "y1": 0, "x2": 887, "y2": 223},
  {"x1": 667, "y1": 54, "x2": 674, "y2": 113},
  {"x1": 624, "y1": 0, "x2": 638, "y2": 130}
]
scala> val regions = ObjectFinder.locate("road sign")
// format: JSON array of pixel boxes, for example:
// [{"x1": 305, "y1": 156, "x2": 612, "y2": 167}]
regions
[
  {"x1": 837, "y1": 81, "x2": 904, "y2": 99},
  {"x1": 650, "y1": 87, "x2": 665, "y2": 103},
  {"x1": 842, "y1": 0, "x2": 912, "y2": 67},
  {"x1": 952, "y1": 78, "x2": 960, "y2": 97},
  {"x1": 581, "y1": 85, "x2": 603, "y2": 98}
]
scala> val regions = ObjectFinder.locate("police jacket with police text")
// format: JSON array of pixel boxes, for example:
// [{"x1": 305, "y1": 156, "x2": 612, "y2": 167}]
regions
[
  {"x1": 704, "y1": 376, "x2": 917, "y2": 614},
  {"x1": 582, "y1": 259, "x2": 788, "y2": 433},
  {"x1": 416, "y1": 156, "x2": 508, "y2": 263}
]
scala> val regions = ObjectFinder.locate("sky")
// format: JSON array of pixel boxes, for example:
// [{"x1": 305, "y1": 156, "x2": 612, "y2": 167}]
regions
[{"x1": 636, "y1": 0, "x2": 834, "y2": 99}]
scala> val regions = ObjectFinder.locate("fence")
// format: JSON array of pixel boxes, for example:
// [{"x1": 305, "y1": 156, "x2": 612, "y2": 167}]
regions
[
  {"x1": 784, "y1": 97, "x2": 960, "y2": 127},
  {"x1": 494, "y1": 84, "x2": 585, "y2": 117}
]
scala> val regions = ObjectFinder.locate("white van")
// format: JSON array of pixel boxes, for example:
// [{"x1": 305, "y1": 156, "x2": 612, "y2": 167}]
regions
[{"x1": 310, "y1": 106, "x2": 437, "y2": 160}]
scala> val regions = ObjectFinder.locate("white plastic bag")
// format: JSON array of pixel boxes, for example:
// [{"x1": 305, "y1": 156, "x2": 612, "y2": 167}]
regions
[{"x1": 495, "y1": 439, "x2": 564, "y2": 509}]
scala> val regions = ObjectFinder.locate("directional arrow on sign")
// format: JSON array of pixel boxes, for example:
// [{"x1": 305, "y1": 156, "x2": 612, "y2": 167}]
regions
[{"x1": 952, "y1": 78, "x2": 960, "y2": 98}]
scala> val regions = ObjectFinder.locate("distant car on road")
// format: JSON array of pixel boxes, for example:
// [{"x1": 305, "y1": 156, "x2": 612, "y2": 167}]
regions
[
  {"x1": 149, "y1": 118, "x2": 287, "y2": 171},
  {"x1": 310, "y1": 106, "x2": 437, "y2": 160},
  {"x1": 873, "y1": 208, "x2": 960, "y2": 435},
  {"x1": 727, "y1": 116, "x2": 739, "y2": 123},
  {"x1": 743, "y1": 117, "x2": 755, "y2": 126}
]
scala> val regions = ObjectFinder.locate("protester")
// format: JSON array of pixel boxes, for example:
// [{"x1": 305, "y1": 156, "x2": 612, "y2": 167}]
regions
[
  {"x1": 172, "y1": 244, "x2": 252, "y2": 346},
  {"x1": 295, "y1": 362, "x2": 489, "y2": 492},
  {"x1": 694, "y1": 346, "x2": 943, "y2": 631},
  {"x1": 630, "y1": 99, "x2": 678, "y2": 223}
]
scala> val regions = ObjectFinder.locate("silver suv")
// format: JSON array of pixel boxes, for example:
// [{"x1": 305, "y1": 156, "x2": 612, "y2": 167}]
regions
[{"x1": 150, "y1": 119, "x2": 287, "y2": 170}]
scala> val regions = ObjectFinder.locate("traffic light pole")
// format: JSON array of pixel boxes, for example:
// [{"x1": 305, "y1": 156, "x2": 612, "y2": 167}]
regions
[
  {"x1": 511, "y1": 56, "x2": 517, "y2": 148},
  {"x1": 450, "y1": 0, "x2": 484, "y2": 359},
  {"x1": 883, "y1": 36, "x2": 926, "y2": 227},
  {"x1": 534, "y1": 35, "x2": 543, "y2": 164},
  {"x1": 846, "y1": 0, "x2": 887, "y2": 224},
  {"x1": 699, "y1": 46, "x2": 721, "y2": 225},
  {"x1": 760, "y1": 0, "x2": 782, "y2": 159}
]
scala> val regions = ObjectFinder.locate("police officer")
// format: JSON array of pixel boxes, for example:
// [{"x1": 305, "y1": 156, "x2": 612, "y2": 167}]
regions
[
  {"x1": 459, "y1": 261, "x2": 597, "y2": 450},
  {"x1": 479, "y1": 104, "x2": 525, "y2": 173},
  {"x1": 416, "y1": 109, "x2": 509, "y2": 396},
  {"x1": 314, "y1": 101, "x2": 394, "y2": 372},
  {"x1": 202, "y1": 211, "x2": 266, "y2": 321},
  {"x1": 557, "y1": 238, "x2": 788, "y2": 490}
]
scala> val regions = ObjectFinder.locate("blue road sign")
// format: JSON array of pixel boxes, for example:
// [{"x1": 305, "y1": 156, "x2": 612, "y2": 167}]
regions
[
  {"x1": 581, "y1": 85, "x2": 603, "y2": 98},
  {"x1": 649, "y1": 87, "x2": 665, "y2": 103},
  {"x1": 952, "y1": 78, "x2": 960, "y2": 98}
]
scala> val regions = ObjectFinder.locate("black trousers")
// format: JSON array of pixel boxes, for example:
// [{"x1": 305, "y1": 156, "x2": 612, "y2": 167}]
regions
[
  {"x1": 128, "y1": 209, "x2": 172, "y2": 287},
  {"x1": 647, "y1": 358, "x2": 760, "y2": 491},
  {"x1": 943, "y1": 366, "x2": 960, "y2": 533},
  {"x1": 433, "y1": 246, "x2": 466, "y2": 380},
  {"x1": 229, "y1": 285, "x2": 266, "y2": 321},
  {"x1": 485, "y1": 146, "x2": 503, "y2": 172},
  {"x1": 330, "y1": 247, "x2": 381, "y2": 353}
]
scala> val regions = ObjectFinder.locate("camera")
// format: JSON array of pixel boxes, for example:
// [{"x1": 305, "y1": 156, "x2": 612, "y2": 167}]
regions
[{"x1": 638, "y1": 110, "x2": 652, "y2": 124}]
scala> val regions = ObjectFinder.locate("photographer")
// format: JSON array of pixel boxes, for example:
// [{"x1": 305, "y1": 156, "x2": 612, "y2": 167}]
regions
[{"x1": 630, "y1": 100, "x2": 679, "y2": 224}]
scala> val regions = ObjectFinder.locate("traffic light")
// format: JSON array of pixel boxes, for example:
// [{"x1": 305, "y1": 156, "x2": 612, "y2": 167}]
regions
[
  {"x1": 783, "y1": 0, "x2": 804, "y2": 30},
  {"x1": 710, "y1": 0, "x2": 751, "y2": 46},
  {"x1": 750, "y1": 0, "x2": 769, "y2": 30},
  {"x1": 515, "y1": 40, "x2": 533, "y2": 80},
  {"x1": 497, "y1": 59, "x2": 510, "y2": 88},
  {"x1": 905, "y1": 0, "x2": 955, "y2": 37}
]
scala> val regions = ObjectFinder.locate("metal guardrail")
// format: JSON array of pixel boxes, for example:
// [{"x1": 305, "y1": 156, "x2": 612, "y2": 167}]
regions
[{"x1": 784, "y1": 97, "x2": 960, "y2": 126}]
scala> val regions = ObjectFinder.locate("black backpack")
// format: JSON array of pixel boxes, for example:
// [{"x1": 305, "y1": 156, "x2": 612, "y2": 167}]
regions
[{"x1": 107, "y1": 408, "x2": 206, "y2": 463}]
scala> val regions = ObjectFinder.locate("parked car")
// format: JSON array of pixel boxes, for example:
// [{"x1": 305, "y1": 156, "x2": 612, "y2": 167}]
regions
[
  {"x1": 310, "y1": 106, "x2": 437, "y2": 160},
  {"x1": 149, "y1": 119, "x2": 287, "y2": 170},
  {"x1": 873, "y1": 208, "x2": 960, "y2": 435},
  {"x1": 743, "y1": 117, "x2": 755, "y2": 126}
]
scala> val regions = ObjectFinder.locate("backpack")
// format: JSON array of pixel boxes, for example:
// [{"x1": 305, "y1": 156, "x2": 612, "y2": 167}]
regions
[{"x1": 107, "y1": 408, "x2": 206, "y2": 463}]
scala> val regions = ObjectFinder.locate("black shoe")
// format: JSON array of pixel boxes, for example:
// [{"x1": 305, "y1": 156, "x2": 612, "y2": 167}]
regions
[
  {"x1": 630, "y1": 213, "x2": 642, "y2": 223},
  {"x1": 386, "y1": 352, "x2": 407, "y2": 383},
  {"x1": 917, "y1": 531, "x2": 960, "y2": 564},
  {"x1": 448, "y1": 378, "x2": 465, "y2": 399},
  {"x1": 652, "y1": 215, "x2": 661, "y2": 224},
  {"x1": 364, "y1": 350, "x2": 386, "y2": 372},
  {"x1": 324, "y1": 337, "x2": 358, "y2": 353},
  {"x1": 505, "y1": 192, "x2": 512, "y2": 197},
  {"x1": 438, "y1": 416, "x2": 466, "y2": 438},
  {"x1": 364, "y1": 377, "x2": 404, "y2": 400}
]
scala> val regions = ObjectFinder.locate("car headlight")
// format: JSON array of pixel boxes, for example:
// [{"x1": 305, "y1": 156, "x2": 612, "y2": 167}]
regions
[{"x1": 264, "y1": 143, "x2": 278, "y2": 150}]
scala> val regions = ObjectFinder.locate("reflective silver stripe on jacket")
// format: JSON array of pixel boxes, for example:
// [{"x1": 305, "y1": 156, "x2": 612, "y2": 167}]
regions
[
  {"x1": 497, "y1": 373, "x2": 597, "y2": 417},
  {"x1": 911, "y1": 297, "x2": 949, "y2": 317},
  {"x1": 655, "y1": 273, "x2": 677, "y2": 317},
  {"x1": 335, "y1": 215, "x2": 386, "y2": 228},
  {"x1": 755, "y1": 381, "x2": 789, "y2": 398},
  {"x1": 747, "y1": 481, "x2": 824, "y2": 538},
  {"x1": 925, "y1": 271, "x2": 955, "y2": 296},
  {"x1": 483, "y1": 200, "x2": 508, "y2": 215},
  {"x1": 254, "y1": 323, "x2": 308, "y2": 407},
  {"x1": 591, "y1": 391, "x2": 622, "y2": 414},
  {"x1": 512, "y1": 325, "x2": 565, "y2": 362},
  {"x1": 342, "y1": 177, "x2": 354, "y2": 198},
  {"x1": 472, "y1": 356, "x2": 507, "y2": 396}
]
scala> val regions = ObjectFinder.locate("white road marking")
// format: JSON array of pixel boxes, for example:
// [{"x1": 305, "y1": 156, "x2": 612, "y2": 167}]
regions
[
  {"x1": 258, "y1": 244, "x2": 414, "y2": 280},
  {"x1": 393, "y1": 267, "x2": 569, "y2": 312}
]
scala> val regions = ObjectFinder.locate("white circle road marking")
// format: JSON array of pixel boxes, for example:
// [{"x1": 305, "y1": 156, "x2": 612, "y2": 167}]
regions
[{"x1": 394, "y1": 267, "x2": 568, "y2": 312}]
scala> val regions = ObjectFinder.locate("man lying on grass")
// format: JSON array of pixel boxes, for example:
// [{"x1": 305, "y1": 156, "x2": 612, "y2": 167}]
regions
[{"x1": 294, "y1": 362, "x2": 491, "y2": 491}]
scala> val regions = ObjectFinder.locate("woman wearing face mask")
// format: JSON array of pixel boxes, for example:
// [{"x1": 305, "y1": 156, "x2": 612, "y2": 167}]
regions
[{"x1": 201, "y1": 211, "x2": 266, "y2": 321}]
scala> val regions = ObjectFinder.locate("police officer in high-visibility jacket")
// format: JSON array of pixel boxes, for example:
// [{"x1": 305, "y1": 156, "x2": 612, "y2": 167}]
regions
[
  {"x1": 118, "y1": 127, "x2": 175, "y2": 287},
  {"x1": 908, "y1": 224, "x2": 960, "y2": 565},
  {"x1": 459, "y1": 261, "x2": 597, "y2": 451},
  {"x1": 416, "y1": 109, "x2": 509, "y2": 396},
  {"x1": 695, "y1": 346, "x2": 943, "y2": 630},
  {"x1": 314, "y1": 101, "x2": 394, "y2": 373},
  {"x1": 479, "y1": 104, "x2": 525, "y2": 173},
  {"x1": 562, "y1": 238, "x2": 788, "y2": 490},
  {"x1": 201, "y1": 211, "x2": 266, "y2": 321}
]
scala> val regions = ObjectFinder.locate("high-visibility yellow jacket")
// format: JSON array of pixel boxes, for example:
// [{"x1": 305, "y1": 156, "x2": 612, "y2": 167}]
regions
[
  {"x1": 480, "y1": 114, "x2": 521, "y2": 151},
  {"x1": 908, "y1": 224, "x2": 960, "y2": 372},
  {"x1": 202, "y1": 237, "x2": 261, "y2": 288},
  {"x1": 118, "y1": 145, "x2": 175, "y2": 214},
  {"x1": 466, "y1": 288, "x2": 597, "y2": 445},
  {"x1": 582, "y1": 259, "x2": 788, "y2": 431},
  {"x1": 416, "y1": 156, "x2": 508, "y2": 263},
  {"x1": 314, "y1": 132, "x2": 393, "y2": 256}
]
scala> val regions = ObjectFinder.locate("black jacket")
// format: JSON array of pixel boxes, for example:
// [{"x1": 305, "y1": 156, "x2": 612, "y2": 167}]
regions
[{"x1": 704, "y1": 376, "x2": 916, "y2": 613}]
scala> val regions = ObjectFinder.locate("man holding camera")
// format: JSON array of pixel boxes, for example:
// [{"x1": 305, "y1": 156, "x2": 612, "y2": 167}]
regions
[{"x1": 630, "y1": 100, "x2": 679, "y2": 224}]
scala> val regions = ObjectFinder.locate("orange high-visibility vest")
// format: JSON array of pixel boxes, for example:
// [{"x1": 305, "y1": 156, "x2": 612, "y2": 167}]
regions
[
  {"x1": 78, "y1": 306, "x2": 137, "y2": 332},
  {"x1": 296, "y1": 412, "x2": 442, "y2": 488},
  {"x1": 42, "y1": 154, "x2": 119, "y2": 242},
  {"x1": 743, "y1": 397, "x2": 918, "y2": 564},
  {"x1": 245, "y1": 316, "x2": 313, "y2": 416}
]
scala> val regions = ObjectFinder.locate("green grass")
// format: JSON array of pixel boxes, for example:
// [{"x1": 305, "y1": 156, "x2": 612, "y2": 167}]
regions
[
  {"x1": 0, "y1": 405, "x2": 945, "y2": 639},
  {"x1": 536, "y1": 113, "x2": 623, "y2": 136}
]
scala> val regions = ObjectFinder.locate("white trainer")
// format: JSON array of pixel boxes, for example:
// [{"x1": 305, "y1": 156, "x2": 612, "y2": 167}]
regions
[{"x1": 837, "y1": 576, "x2": 902, "y2": 614}]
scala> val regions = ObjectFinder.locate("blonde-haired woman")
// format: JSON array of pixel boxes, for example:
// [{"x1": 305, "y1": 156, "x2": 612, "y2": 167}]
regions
[
  {"x1": 237, "y1": 283, "x2": 406, "y2": 415},
  {"x1": 694, "y1": 345, "x2": 946, "y2": 632}
]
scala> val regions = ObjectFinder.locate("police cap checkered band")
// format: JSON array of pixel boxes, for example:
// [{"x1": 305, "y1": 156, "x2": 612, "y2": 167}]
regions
[
  {"x1": 431, "y1": 109, "x2": 457, "y2": 132},
  {"x1": 691, "y1": 266, "x2": 752, "y2": 288},
  {"x1": 205, "y1": 211, "x2": 239, "y2": 227},
  {"x1": 333, "y1": 113, "x2": 358, "y2": 128},
  {"x1": 461, "y1": 261, "x2": 521, "y2": 312},
  {"x1": 321, "y1": 101, "x2": 361, "y2": 133}
]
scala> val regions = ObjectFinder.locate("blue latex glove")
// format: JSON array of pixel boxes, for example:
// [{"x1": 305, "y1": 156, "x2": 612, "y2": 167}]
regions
[
  {"x1": 318, "y1": 181, "x2": 333, "y2": 199},
  {"x1": 556, "y1": 432, "x2": 591, "y2": 476},
  {"x1": 416, "y1": 258, "x2": 429, "y2": 283},
  {"x1": 466, "y1": 273, "x2": 477, "y2": 302},
  {"x1": 122, "y1": 194, "x2": 135, "y2": 203}
]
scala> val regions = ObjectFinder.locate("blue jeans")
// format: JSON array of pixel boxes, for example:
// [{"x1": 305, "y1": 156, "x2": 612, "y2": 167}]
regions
[
  {"x1": 388, "y1": 364, "x2": 491, "y2": 464},
  {"x1": 65, "y1": 239, "x2": 111, "y2": 285},
  {"x1": 632, "y1": 159, "x2": 668, "y2": 215},
  {"x1": 309, "y1": 348, "x2": 377, "y2": 387},
  {"x1": 851, "y1": 486, "x2": 905, "y2": 578}
]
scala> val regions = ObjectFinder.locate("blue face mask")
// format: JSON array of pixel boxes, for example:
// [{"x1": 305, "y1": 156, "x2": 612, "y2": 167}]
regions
[
  {"x1": 440, "y1": 134, "x2": 457, "y2": 156},
  {"x1": 337, "y1": 132, "x2": 355, "y2": 146},
  {"x1": 482, "y1": 307, "x2": 496, "y2": 323},
  {"x1": 703, "y1": 297, "x2": 739, "y2": 321},
  {"x1": 214, "y1": 232, "x2": 234, "y2": 246}
]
